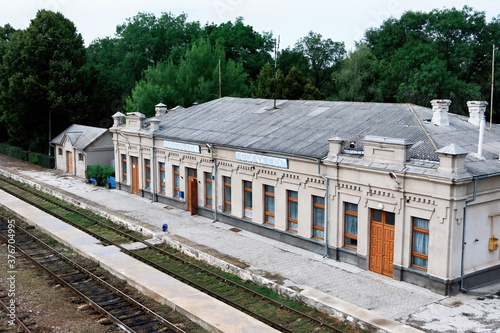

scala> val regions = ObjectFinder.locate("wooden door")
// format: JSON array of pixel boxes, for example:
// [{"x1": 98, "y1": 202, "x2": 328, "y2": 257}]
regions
[
  {"x1": 131, "y1": 157, "x2": 139, "y2": 195},
  {"x1": 187, "y1": 168, "x2": 198, "y2": 215},
  {"x1": 369, "y1": 209, "x2": 395, "y2": 277},
  {"x1": 66, "y1": 151, "x2": 73, "y2": 173}
]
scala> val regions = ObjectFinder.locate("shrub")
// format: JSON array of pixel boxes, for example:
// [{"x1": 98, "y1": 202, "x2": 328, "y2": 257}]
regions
[
  {"x1": 28, "y1": 152, "x2": 54, "y2": 168},
  {"x1": 87, "y1": 164, "x2": 115, "y2": 186}
]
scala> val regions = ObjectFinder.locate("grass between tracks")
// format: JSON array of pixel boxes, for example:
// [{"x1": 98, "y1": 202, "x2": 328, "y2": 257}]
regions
[{"x1": 0, "y1": 175, "x2": 364, "y2": 332}]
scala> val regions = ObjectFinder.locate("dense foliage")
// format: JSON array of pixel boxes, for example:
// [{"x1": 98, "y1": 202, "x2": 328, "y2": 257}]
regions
[{"x1": 0, "y1": 7, "x2": 498, "y2": 154}]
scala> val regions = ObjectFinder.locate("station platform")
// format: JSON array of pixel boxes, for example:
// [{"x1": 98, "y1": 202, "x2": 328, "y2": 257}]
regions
[{"x1": 1, "y1": 155, "x2": 499, "y2": 333}]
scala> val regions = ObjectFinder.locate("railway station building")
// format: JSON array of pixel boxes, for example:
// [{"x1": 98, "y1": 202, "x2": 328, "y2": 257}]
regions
[{"x1": 110, "y1": 97, "x2": 500, "y2": 295}]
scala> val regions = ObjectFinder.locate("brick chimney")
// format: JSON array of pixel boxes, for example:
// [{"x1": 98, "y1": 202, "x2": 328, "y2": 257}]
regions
[
  {"x1": 467, "y1": 101, "x2": 488, "y2": 126},
  {"x1": 431, "y1": 99, "x2": 451, "y2": 127}
]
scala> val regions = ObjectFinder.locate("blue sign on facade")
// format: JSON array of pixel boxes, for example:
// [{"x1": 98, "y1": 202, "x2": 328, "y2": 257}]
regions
[
  {"x1": 163, "y1": 140, "x2": 201, "y2": 154},
  {"x1": 235, "y1": 151, "x2": 288, "y2": 169}
]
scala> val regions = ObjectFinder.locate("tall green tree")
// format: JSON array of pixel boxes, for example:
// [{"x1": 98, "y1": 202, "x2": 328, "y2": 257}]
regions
[
  {"x1": 277, "y1": 47, "x2": 310, "y2": 79},
  {"x1": 365, "y1": 6, "x2": 498, "y2": 116},
  {"x1": 332, "y1": 45, "x2": 382, "y2": 102},
  {"x1": 203, "y1": 17, "x2": 274, "y2": 81},
  {"x1": 126, "y1": 38, "x2": 248, "y2": 115},
  {"x1": 294, "y1": 31, "x2": 346, "y2": 94},
  {"x1": 282, "y1": 67, "x2": 322, "y2": 100},
  {"x1": 0, "y1": 10, "x2": 89, "y2": 152},
  {"x1": 250, "y1": 62, "x2": 284, "y2": 99}
]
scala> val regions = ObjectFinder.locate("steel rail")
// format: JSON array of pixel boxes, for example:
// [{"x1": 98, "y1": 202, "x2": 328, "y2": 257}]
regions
[
  {"x1": 0, "y1": 213, "x2": 185, "y2": 333},
  {"x1": 0, "y1": 295, "x2": 33, "y2": 333},
  {"x1": 0, "y1": 176, "x2": 347, "y2": 333}
]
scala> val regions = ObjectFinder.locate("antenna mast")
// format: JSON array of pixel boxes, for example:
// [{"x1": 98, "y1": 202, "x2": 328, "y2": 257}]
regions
[
  {"x1": 273, "y1": 35, "x2": 280, "y2": 109},
  {"x1": 219, "y1": 58, "x2": 222, "y2": 99},
  {"x1": 490, "y1": 44, "x2": 495, "y2": 130}
]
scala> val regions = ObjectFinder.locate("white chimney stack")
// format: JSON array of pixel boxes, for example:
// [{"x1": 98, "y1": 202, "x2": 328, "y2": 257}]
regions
[
  {"x1": 431, "y1": 99, "x2": 451, "y2": 127},
  {"x1": 467, "y1": 101, "x2": 488, "y2": 126},
  {"x1": 155, "y1": 103, "x2": 168, "y2": 116},
  {"x1": 111, "y1": 112, "x2": 125, "y2": 128},
  {"x1": 150, "y1": 118, "x2": 160, "y2": 132}
]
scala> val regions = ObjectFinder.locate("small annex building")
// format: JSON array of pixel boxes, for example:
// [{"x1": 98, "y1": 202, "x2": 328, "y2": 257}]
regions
[
  {"x1": 110, "y1": 98, "x2": 500, "y2": 295},
  {"x1": 51, "y1": 124, "x2": 114, "y2": 179}
]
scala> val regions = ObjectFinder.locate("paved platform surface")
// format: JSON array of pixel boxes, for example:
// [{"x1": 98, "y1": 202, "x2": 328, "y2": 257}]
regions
[{"x1": 1, "y1": 156, "x2": 499, "y2": 332}]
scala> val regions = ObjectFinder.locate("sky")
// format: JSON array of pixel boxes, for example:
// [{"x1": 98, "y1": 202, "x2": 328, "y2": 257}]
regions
[{"x1": 1, "y1": 0, "x2": 499, "y2": 51}]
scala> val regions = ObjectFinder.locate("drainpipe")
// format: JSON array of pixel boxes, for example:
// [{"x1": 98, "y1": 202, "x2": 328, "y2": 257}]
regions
[
  {"x1": 151, "y1": 133, "x2": 156, "y2": 203},
  {"x1": 207, "y1": 143, "x2": 217, "y2": 222},
  {"x1": 50, "y1": 143, "x2": 57, "y2": 169},
  {"x1": 79, "y1": 148, "x2": 87, "y2": 179},
  {"x1": 478, "y1": 115, "x2": 485, "y2": 157},
  {"x1": 317, "y1": 158, "x2": 329, "y2": 258},
  {"x1": 461, "y1": 172, "x2": 500, "y2": 292}
]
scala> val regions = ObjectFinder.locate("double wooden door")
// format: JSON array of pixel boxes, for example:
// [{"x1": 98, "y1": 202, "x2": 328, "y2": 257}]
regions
[{"x1": 369, "y1": 209, "x2": 395, "y2": 277}]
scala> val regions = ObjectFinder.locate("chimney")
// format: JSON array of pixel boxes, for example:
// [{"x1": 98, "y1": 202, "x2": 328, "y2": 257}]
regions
[
  {"x1": 467, "y1": 101, "x2": 488, "y2": 126},
  {"x1": 155, "y1": 103, "x2": 168, "y2": 116},
  {"x1": 111, "y1": 112, "x2": 125, "y2": 128},
  {"x1": 436, "y1": 144, "x2": 468, "y2": 174},
  {"x1": 125, "y1": 112, "x2": 146, "y2": 130},
  {"x1": 150, "y1": 118, "x2": 160, "y2": 132},
  {"x1": 328, "y1": 137, "x2": 343, "y2": 158},
  {"x1": 431, "y1": 99, "x2": 451, "y2": 127}
]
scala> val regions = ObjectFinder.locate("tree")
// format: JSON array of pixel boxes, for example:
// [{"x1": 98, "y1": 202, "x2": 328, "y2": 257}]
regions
[
  {"x1": 333, "y1": 45, "x2": 382, "y2": 102},
  {"x1": 277, "y1": 47, "x2": 310, "y2": 79},
  {"x1": 126, "y1": 38, "x2": 248, "y2": 115},
  {"x1": 87, "y1": 12, "x2": 203, "y2": 111},
  {"x1": 0, "y1": 10, "x2": 89, "y2": 152},
  {"x1": 282, "y1": 67, "x2": 322, "y2": 100},
  {"x1": 294, "y1": 31, "x2": 346, "y2": 93},
  {"x1": 203, "y1": 17, "x2": 274, "y2": 81},
  {"x1": 365, "y1": 6, "x2": 497, "y2": 116},
  {"x1": 250, "y1": 62, "x2": 284, "y2": 99}
]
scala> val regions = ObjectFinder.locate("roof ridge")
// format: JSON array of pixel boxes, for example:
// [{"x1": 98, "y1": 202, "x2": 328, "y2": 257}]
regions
[{"x1": 407, "y1": 103, "x2": 438, "y2": 151}]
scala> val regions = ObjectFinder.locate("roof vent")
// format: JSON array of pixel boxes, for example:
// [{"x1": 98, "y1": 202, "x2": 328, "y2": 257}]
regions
[
  {"x1": 155, "y1": 103, "x2": 167, "y2": 116},
  {"x1": 467, "y1": 101, "x2": 488, "y2": 126},
  {"x1": 431, "y1": 99, "x2": 451, "y2": 127}
]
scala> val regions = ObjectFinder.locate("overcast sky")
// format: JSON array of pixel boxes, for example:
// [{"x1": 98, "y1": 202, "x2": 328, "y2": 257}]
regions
[{"x1": 1, "y1": 0, "x2": 499, "y2": 51}]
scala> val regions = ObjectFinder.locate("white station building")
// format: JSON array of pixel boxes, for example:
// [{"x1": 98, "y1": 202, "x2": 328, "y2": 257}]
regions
[{"x1": 110, "y1": 97, "x2": 500, "y2": 295}]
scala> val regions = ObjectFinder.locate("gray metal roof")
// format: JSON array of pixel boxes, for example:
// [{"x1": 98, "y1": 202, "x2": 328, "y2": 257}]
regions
[
  {"x1": 51, "y1": 124, "x2": 109, "y2": 150},
  {"x1": 152, "y1": 97, "x2": 500, "y2": 176}
]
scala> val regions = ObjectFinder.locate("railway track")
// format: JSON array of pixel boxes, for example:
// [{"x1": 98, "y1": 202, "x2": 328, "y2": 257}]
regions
[
  {"x1": 0, "y1": 175, "x2": 352, "y2": 333},
  {"x1": 0, "y1": 213, "x2": 185, "y2": 333}
]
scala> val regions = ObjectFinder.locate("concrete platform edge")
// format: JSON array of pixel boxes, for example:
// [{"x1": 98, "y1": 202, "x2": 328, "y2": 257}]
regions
[{"x1": 0, "y1": 168, "x2": 423, "y2": 333}]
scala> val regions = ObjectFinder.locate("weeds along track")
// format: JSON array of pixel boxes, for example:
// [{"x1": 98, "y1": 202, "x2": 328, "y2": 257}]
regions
[
  {"x1": 0, "y1": 213, "x2": 185, "y2": 333},
  {"x1": 0, "y1": 292, "x2": 33, "y2": 332},
  {"x1": 0, "y1": 175, "x2": 354, "y2": 333}
]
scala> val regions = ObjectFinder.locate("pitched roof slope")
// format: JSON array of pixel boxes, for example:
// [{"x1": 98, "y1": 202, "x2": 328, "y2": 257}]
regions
[
  {"x1": 153, "y1": 97, "x2": 500, "y2": 175},
  {"x1": 51, "y1": 124, "x2": 109, "y2": 150}
]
